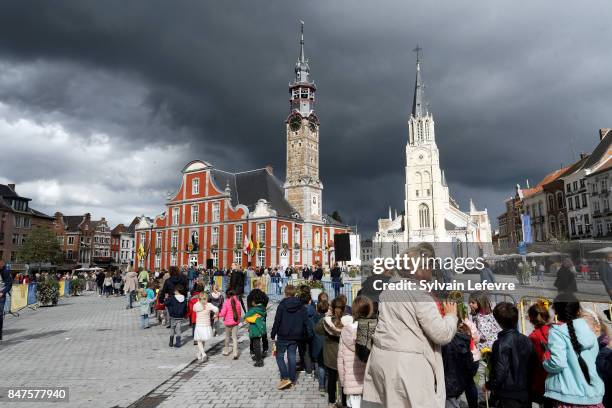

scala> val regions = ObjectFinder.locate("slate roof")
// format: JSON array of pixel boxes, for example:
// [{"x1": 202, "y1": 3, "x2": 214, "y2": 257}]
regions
[
  {"x1": 62, "y1": 215, "x2": 84, "y2": 231},
  {"x1": 583, "y1": 129, "x2": 611, "y2": 169},
  {"x1": 0, "y1": 184, "x2": 24, "y2": 200},
  {"x1": 210, "y1": 168, "x2": 299, "y2": 219}
]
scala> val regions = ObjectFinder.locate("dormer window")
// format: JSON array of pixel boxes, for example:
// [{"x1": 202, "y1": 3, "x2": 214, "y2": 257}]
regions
[{"x1": 192, "y1": 178, "x2": 200, "y2": 195}]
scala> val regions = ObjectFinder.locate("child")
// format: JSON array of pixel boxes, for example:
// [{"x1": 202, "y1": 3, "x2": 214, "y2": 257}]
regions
[
  {"x1": 208, "y1": 283, "x2": 224, "y2": 336},
  {"x1": 527, "y1": 301, "x2": 551, "y2": 407},
  {"x1": 312, "y1": 299, "x2": 329, "y2": 395},
  {"x1": 297, "y1": 284, "x2": 314, "y2": 374},
  {"x1": 164, "y1": 284, "x2": 188, "y2": 348},
  {"x1": 543, "y1": 294, "x2": 604, "y2": 407},
  {"x1": 271, "y1": 284, "x2": 308, "y2": 390},
  {"x1": 193, "y1": 293, "x2": 219, "y2": 362},
  {"x1": 247, "y1": 279, "x2": 269, "y2": 356},
  {"x1": 137, "y1": 288, "x2": 153, "y2": 329},
  {"x1": 316, "y1": 297, "x2": 353, "y2": 407},
  {"x1": 469, "y1": 291, "x2": 502, "y2": 402},
  {"x1": 484, "y1": 302, "x2": 533, "y2": 408},
  {"x1": 188, "y1": 283, "x2": 204, "y2": 344},
  {"x1": 244, "y1": 293, "x2": 267, "y2": 367},
  {"x1": 218, "y1": 289, "x2": 241, "y2": 359},
  {"x1": 103, "y1": 273, "x2": 113, "y2": 298},
  {"x1": 338, "y1": 296, "x2": 373, "y2": 408},
  {"x1": 146, "y1": 281, "x2": 156, "y2": 315},
  {"x1": 442, "y1": 314, "x2": 475, "y2": 408}
]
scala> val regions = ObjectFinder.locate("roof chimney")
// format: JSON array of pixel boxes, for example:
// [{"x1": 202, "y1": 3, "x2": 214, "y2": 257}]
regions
[
  {"x1": 599, "y1": 128, "x2": 611, "y2": 140},
  {"x1": 265, "y1": 165, "x2": 273, "y2": 175},
  {"x1": 8, "y1": 184, "x2": 15, "y2": 191}
]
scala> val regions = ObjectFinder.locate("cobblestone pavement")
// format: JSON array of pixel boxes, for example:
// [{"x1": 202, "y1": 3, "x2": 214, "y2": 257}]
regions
[
  {"x1": 128, "y1": 305, "x2": 330, "y2": 408},
  {"x1": 1, "y1": 292, "x2": 329, "y2": 408},
  {"x1": 0, "y1": 292, "x2": 206, "y2": 408}
]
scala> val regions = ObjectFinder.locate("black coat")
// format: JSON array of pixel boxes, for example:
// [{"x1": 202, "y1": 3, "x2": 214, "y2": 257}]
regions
[
  {"x1": 229, "y1": 270, "x2": 245, "y2": 295},
  {"x1": 330, "y1": 267, "x2": 342, "y2": 282},
  {"x1": 312, "y1": 267, "x2": 323, "y2": 281},
  {"x1": 96, "y1": 272, "x2": 105, "y2": 286},
  {"x1": 554, "y1": 266, "x2": 577, "y2": 293},
  {"x1": 486, "y1": 328, "x2": 534, "y2": 402},
  {"x1": 596, "y1": 336, "x2": 612, "y2": 408},
  {"x1": 442, "y1": 332, "x2": 475, "y2": 398},
  {"x1": 164, "y1": 295, "x2": 187, "y2": 318},
  {"x1": 271, "y1": 297, "x2": 307, "y2": 341},
  {"x1": 161, "y1": 275, "x2": 188, "y2": 299}
]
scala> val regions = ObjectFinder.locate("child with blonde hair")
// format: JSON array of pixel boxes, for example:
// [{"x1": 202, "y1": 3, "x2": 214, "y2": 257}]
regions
[
  {"x1": 137, "y1": 288, "x2": 153, "y2": 329},
  {"x1": 193, "y1": 292, "x2": 219, "y2": 362}
]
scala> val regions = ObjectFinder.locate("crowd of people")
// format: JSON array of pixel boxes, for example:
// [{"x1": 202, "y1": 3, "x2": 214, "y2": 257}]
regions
[{"x1": 3, "y1": 249, "x2": 612, "y2": 408}]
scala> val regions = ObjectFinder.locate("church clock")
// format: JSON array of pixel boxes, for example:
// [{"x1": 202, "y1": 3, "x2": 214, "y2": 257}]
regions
[{"x1": 289, "y1": 115, "x2": 302, "y2": 131}]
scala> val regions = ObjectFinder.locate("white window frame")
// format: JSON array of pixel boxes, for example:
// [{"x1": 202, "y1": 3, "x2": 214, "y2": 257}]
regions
[
  {"x1": 257, "y1": 223, "x2": 266, "y2": 244},
  {"x1": 172, "y1": 207, "x2": 180, "y2": 225},
  {"x1": 212, "y1": 202, "x2": 220, "y2": 222},
  {"x1": 257, "y1": 249, "x2": 265, "y2": 267},
  {"x1": 234, "y1": 225, "x2": 243, "y2": 246},
  {"x1": 192, "y1": 204, "x2": 199, "y2": 224},
  {"x1": 171, "y1": 230, "x2": 178, "y2": 249},
  {"x1": 192, "y1": 178, "x2": 200, "y2": 195},
  {"x1": 281, "y1": 226, "x2": 288, "y2": 245},
  {"x1": 212, "y1": 226, "x2": 219, "y2": 245}
]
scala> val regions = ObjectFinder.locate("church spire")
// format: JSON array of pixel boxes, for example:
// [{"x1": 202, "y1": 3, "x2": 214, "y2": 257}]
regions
[
  {"x1": 294, "y1": 20, "x2": 311, "y2": 84},
  {"x1": 411, "y1": 45, "x2": 428, "y2": 117}
]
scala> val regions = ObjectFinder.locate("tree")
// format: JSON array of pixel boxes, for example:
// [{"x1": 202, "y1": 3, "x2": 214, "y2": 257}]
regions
[
  {"x1": 330, "y1": 210, "x2": 343, "y2": 223},
  {"x1": 18, "y1": 227, "x2": 63, "y2": 273}
]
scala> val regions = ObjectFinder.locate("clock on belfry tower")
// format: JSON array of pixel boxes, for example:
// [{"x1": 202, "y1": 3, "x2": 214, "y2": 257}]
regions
[{"x1": 284, "y1": 21, "x2": 323, "y2": 222}]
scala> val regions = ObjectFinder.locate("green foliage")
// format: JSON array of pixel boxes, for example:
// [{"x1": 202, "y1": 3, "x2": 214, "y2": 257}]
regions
[
  {"x1": 307, "y1": 280, "x2": 323, "y2": 290},
  {"x1": 37, "y1": 276, "x2": 60, "y2": 305},
  {"x1": 69, "y1": 278, "x2": 85, "y2": 296},
  {"x1": 17, "y1": 227, "x2": 63, "y2": 266}
]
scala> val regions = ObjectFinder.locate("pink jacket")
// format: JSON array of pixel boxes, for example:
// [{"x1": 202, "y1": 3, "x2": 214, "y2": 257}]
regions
[
  {"x1": 218, "y1": 296, "x2": 241, "y2": 326},
  {"x1": 337, "y1": 318, "x2": 366, "y2": 395}
]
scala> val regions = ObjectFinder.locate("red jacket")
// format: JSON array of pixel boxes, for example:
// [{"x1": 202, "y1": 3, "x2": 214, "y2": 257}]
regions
[
  {"x1": 188, "y1": 292, "x2": 201, "y2": 324},
  {"x1": 528, "y1": 324, "x2": 551, "y2": 397}
]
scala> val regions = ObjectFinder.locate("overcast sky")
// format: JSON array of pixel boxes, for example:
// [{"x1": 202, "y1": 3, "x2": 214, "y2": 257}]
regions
[{"x1": 0, "y1": 1, "x2": 610, "y2": 235}]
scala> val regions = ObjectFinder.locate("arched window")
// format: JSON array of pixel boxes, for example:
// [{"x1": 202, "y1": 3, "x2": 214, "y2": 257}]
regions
[
  {"x1": 419, "y1": 204, "x2": 430, "y2": 228},
  {"x1": 556, "y1": 192, "x2": 564, "y2": 209},
  {"x1": 548, "y1": 194, "x2": 555, "y2": 212}
]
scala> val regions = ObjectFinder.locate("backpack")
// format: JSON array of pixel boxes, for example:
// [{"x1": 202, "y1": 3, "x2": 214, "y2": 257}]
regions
[{"x1": 355, "y1": 318, "x2": 377, "y2": 363}]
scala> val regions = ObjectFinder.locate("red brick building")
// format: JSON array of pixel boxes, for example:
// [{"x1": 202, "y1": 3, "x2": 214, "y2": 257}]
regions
[
  {"x1": 135, "y1": 25, "x2": 349, "y2": 271},
  {"x1": 135, "y1": 162, "x2": 348, "y2": 270},
  {"x1": 54, "y1": 212, "x2": 111, "y2": 268}
]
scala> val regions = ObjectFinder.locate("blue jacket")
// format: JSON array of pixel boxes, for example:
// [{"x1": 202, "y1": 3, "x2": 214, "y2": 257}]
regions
[
  {"x1": 271, "y1": 297, "x2": 307, "y2": 341},
  {"x1": 0, "y1": 265, "x2": 12, "y2": 297},
  {"x1": 543, "y1": 319, "x2": 604, "y2": 405},
  {"x1": 310, "y1": 312, "x2": 325, "y2": 364}
]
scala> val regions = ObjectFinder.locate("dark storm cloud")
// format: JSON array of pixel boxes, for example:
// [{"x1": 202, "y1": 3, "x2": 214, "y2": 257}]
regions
[{"x1": 0, "y1": 0, "x2": 611, "y2": 233}]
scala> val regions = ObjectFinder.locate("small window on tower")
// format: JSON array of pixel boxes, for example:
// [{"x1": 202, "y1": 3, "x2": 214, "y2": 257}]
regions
[{"x1": 301, "y1": 89, "x2": 309, "y2": 98}]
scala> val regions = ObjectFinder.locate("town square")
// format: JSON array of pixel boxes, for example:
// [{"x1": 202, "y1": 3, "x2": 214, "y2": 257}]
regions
[{"x1": 1, "y1": 1, "x2": 612, "y2": 408}]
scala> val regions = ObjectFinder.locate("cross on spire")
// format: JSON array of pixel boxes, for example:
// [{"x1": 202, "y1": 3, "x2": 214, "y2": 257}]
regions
[{"x1": 413, "y1": 45, "x2": 422, "y2": 63}]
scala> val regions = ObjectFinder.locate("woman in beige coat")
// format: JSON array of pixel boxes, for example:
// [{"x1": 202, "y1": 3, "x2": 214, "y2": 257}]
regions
[
  {"x1": 362, "y1": 245, "x2": 458, "y2": 408},
  {"x1": 123, "y1": 270, "x2": 139, "y2": 310}
]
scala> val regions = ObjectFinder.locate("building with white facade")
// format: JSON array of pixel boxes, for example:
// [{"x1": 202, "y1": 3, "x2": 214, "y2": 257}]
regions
[
  {"x1": 587, "y1": 155, "x2": 612, "y2": 239},
  {"x1": 374, "y1": 51, "x2": 493, "y2": 257}
]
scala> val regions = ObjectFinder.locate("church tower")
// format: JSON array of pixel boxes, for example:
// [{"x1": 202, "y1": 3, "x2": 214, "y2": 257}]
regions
[
  {"x1": 285, "y1": 22, "x2": 323, "y2": 222},
  {"x1": 404, "y1": 47, "x2": 450, "y2": 242}
]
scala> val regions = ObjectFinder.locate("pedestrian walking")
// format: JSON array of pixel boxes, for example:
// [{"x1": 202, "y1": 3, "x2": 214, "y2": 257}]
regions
[
  {"x1": 188, "y1": 283, "x2": 204, "y2": 343},
  {"x1": 219, "y1": 289, "x2": 241, "y2": 359},
  {"x1": 245, "y1": 295, "x2": 267, "y2": 367},
  {"x1": 164, "y1": 284, "x2": 188, "y2": 348},
  {"x1": 312, "y1": 299, "x2": 329, "y2": 395},
  {"x1": 338, "y1": 296, "x2": 373, "y2": 408},
  {"x1": 193, "y1": 293, "x2": 219, "y2": 362},
  {"x1": 96, "y1": 269, "x2": 105, "y2": 296},
  {"x1": 484, "y1": 302, "x2": 533, "y2": 408},
  {"x1": 316, "y1": 297, "x2": 353, "y2": 407},
  {"x1": 527, "y1": 301, "x2": 552, "y2": 407},
  {"x1": 123, "y1": 270, "x2": 139, "y2": 309},
  {"x1": 207, "y1": 283, "x2": 224, "y2": 336},
  {"x1": 554, "y1": 258, "x2": 578, "y2": 295},
  {"x1": 229, "y1": 264, "x2": 246, "y2": 312},
  {"x1": 330, "y1": 263, "x2": 342, "y2": 298},
  {"x1": 362, "y1": 245, "x2": 458, "y2": 408},
  {"x1": 247, "y1": 279, "x2": 269, "y2": 356},
  {"x1": 0, "y1": 259, "x2": 13, "y2": 342},
  {"x1": 103, "y1": 272, "x2": 113, "y2": 298},
  {"x1": 543, "y1": 294, "x2": 604, "y2": 407},
  {"x1": 136, "y1": 288, "x2": 153, "y2": 329},
  {"x1": 271, "y1": 284, "x2": 308, "y2": 390}
]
